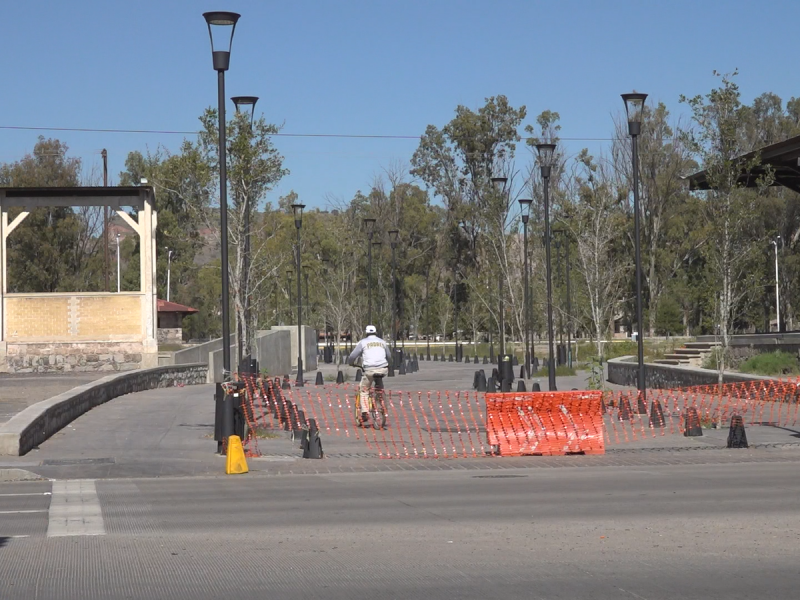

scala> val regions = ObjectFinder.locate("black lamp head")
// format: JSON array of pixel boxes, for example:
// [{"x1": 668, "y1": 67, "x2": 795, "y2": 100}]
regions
[{"x1": 203, "y1": 11, "x2": 240, "y2": 71}]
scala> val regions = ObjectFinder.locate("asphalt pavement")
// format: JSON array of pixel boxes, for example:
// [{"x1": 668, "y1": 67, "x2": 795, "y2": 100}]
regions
[{"x1": 2, "y1": 460, "x2": 800, "y2": 599}]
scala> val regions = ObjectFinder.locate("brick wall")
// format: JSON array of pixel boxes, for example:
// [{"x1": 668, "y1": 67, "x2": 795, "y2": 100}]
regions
[{"x1": 5, "y1": 294, "x2": 142, "y2": 342}]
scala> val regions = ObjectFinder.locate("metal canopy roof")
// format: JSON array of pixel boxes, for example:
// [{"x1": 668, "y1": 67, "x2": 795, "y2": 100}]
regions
[
  {"x1": 686, "y1": 134, "x2": 800, "y2": 195},
  {"x1": 0, "y1": 186, "x2": 154, "y2": 209}
]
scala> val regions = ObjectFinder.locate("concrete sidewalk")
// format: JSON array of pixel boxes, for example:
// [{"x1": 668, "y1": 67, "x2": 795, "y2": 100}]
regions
[
  {"x1": 0, "y1": 373, "x2": 108, "y2": 425},
  {"x1": 0, "y1": 360, "x2": 797, "y2": 480}
]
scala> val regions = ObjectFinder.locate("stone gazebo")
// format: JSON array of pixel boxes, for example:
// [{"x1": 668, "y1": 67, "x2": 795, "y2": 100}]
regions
[{"x1": 0, "y1": 186, "x2": 158, "y2": 373}]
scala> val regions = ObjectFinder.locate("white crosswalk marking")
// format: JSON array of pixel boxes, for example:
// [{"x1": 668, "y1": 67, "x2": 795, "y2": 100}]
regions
[{"x1": 47, "y1": 479, "x2": 105, "y2": 537}]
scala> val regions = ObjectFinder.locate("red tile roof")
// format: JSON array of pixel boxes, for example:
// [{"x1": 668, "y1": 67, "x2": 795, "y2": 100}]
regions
[{"x1": 157, "y1": 299, "x2": 199, "y2": 314}]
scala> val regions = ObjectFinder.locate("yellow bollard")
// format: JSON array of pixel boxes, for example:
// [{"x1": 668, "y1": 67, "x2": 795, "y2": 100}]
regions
[{"x1": 225, "y1": 435, "x2": 249, "y2": 474}]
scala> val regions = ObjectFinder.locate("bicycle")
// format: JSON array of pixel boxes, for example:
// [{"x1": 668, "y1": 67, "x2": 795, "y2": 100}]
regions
[{"x1": 354, "y1": 372, "x2": 387, "y2": 430}]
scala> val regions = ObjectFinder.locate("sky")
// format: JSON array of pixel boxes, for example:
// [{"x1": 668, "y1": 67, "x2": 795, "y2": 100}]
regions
[{"x1": 2, "y1": 0, "x2": 798, "y2": 209}]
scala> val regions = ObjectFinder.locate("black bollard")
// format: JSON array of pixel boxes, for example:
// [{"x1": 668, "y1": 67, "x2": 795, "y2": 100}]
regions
[
  {"x1": 336, "y1": 370, "x2": 344, "y2": 384},
  {"x1": 486, "y1": 376, "x2": 496, "y2": 393},
  {"x1": 727, "y1": 414, "x2": 748, "y2": 448},
  {"x1": 434, "y1": 354, "x2": 439, "y2": 361},
  {"x1": 532, "y1": 382, "x2": 541, "y2": 392},
  {"x1": 473, "y1": 370, "x2": 480, "y2": 389},
  {"x1": 399, "y1": 361, "x2": 407, "y2": 375},
  {"x1": 474, "y1": 355, "x2": 479, "y2": 364},
  {"x1": 315, "y1": 371, "x2": 324, "y2": 386},
  {"x1": 281, "y1": 378, "x2": 291, "y2": 390},
  {"x1": 477, "y1": 370, "x2": 487, "y2": 392},
  {"x1": 636, "y1": 395, "x2": 647, "y2": 414},
  {"x1": 449, "y1": 354, "x2": 454, "y2": 362},
  {"x1": 519, "y1": 365, "x2": 527, "y2": 379},
  {"x1": 302, "y1": 418, "x2": 324, "y2": 459},
  {"x1": 684, "y1": 406, "x2": 703, "y2": 436},
  {"x1": 355, "y1": 368, "x2": 363, "y2": 382},
  {"x1": 649, "y1": 400, "x2": 665, "y2": 429},
  {"x1": 618, "y1": 397, "x2": 633, "y2": 421},
  {"x1": 517, "y1": 380, "x2": 527, "y2": 392},
  {"x1": 512, "y1": 355, "x2": 519, "y2": 366},
  {"x1": 483, "y1": 356, "x2": 489, "y2": 365}
]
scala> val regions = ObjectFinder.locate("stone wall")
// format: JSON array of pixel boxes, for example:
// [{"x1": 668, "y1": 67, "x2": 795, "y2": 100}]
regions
[
  {"x1": 157, "y1": 328, "x2": 182, "y2": 344},
  {"x1": 4, "y1": 341, "x2": 154, "y2": 373},
  {"x1": 607, "y1": 356, "x2": 774, "y2": 389},
  {"x1": 207, "y1": 329, "x2": 292, "y2": 383},
  {"x1": 0, "y1": 363, "x2": 208, "y2": 456}
]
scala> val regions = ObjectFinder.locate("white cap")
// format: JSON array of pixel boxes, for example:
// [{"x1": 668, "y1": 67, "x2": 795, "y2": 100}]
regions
[{"x1": 365, "y1": 325, "x2": 377, "y2": 334}]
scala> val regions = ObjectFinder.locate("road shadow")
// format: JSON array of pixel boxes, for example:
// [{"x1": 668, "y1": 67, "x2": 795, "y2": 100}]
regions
[{"x1": 755, "y1": 422, "x2": 800, "y2": 438}]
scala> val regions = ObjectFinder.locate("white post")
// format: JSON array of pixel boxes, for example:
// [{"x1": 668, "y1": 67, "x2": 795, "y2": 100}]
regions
[
  {"x1": 116, "y1": 233, "x2": 121, "y2": 293},
  {"x1": 773, "y1": 238, "x2": 780, "y2": 333},
  {"x1": 166, "y1": 249, "x2": 173, "y2": 302}
]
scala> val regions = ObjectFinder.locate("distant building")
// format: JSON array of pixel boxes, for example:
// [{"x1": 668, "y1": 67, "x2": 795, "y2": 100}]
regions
[{"x1": 157, "y1": 299, "x2": 198, "y2": 344}]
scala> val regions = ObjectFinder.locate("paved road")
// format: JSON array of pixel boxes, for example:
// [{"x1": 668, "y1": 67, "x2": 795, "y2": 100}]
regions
[{"x1": 2, "y1": 460, "x2": 800, "y2": 599}]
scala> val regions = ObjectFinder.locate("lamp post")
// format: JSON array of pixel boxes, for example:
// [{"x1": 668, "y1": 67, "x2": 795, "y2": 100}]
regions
[
  {"x1": 372, "y1": 240, "x2": 383, "y2": 332},
  {"x1": 292, "y1": 203, "x2": 305, "y2": 386},
  {"x1": 363, "y1": 218, "x2": 376, "y2": 324},
  {"x1": 232, "y1": 95, "x2": 258, "y2": 361},
  {"x1": 321, "y1": 257, "x2": 330, "y2": 356},
  {"x1": 536, "y1": 143, "x2": 557, "y2": 391},
  {"x1": 519, "y1": 198, "x2": 532, "y2": 377},
  {"x1": 772, "y1": 236, "x2": 781, "y2": 332},
  {"x1": 389, "y1": 230, "x2": 400, "y2": 359},
  {"x1": 491, "y1": 176, "x2": 508, "y2": 359},
  {"x1": 166, "y1": 248, "x2": 174, "y2": 302},
  {"x1": 425, "y1": 271, "x2": 431, "y2": 360},
  {"x1": 303, "y1": 264, "x2": 311, "y2": 327},
  {"x1": 203, "y1": 10, "x2": 239, "y2": 381},
  {"x1": 116, "y1": 233, "x2": 121, "y2": 293},
  {"x1": 622, "y1": 92, "x2": 648, "y2": 405}
]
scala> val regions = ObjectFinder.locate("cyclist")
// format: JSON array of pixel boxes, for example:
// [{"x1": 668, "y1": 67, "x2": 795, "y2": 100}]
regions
[{"x1": 347, "y1": 325, "x2": 392, "y2": 425}]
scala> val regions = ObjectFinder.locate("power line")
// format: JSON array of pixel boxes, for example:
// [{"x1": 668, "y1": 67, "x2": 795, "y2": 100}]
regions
[{"x1": 0, "y1": 124, "x2": 618, "y2": 142}]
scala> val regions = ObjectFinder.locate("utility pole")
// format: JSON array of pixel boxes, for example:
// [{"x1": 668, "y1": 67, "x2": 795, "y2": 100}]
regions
[{"x1": 102, "y1": 149, "x2": 109, "y2": 292}]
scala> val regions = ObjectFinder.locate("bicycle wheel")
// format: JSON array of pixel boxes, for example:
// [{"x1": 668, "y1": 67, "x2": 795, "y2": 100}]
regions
[{"x1": 371, "y1": 390, "x2": 386, "y2": 430}]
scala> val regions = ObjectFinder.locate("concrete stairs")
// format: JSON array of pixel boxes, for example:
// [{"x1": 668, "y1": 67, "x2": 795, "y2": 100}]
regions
[{"x1": 653, "y1": 341, "x2": 721, "y2": 367}]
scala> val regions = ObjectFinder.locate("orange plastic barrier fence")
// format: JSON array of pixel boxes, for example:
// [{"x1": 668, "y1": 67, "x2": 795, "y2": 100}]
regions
[{"x1": 485, "y1": 391, "x2": 605, "y2": 456}]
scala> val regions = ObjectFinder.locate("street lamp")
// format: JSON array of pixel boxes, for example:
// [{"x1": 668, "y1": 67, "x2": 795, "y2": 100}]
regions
[
  {"x1": 116, "y1": 233, "x2": 121, "y2": 293},
  {"x1": 389, "y1": 229, "x2": 400, "y2": 361},
  {"x1": 321, "y1": 257, "x2": 331, "y2": 357},
  {"x1": 536, "y1": 143, "x2": 558, "y2": 391},
  {"x1": 303, "y1": 264, "x2": 311, "y2": 324},
  {"x1": 519, "y1": 198, "x2": 532, "y2": 378},
  {"x1": 372, "y1": 240, "x2": 383, "y2": 333},
  {"x1": 622, "y1": 92, "x2": 648, "y2": 405},
  {"x1": 772, "y1": 236, "x2": 781, "y2": 332},
  {"x1": 292, "y1": 203, "x2": 306, "y2": 386},
  {"x1": 165, "y1": 248, "x2": 174, "y2": 302},
  {"x1": 203, "y1": 10, "x2": 240, "y2": 381},
  {"x1": 363, "y1": 218, "x2": 376, "y2": 324},
  {"x1": 232, "y1": 95, "x2": 258, "y2": 361},
  {"x1": 491, "y1": 176, "x2": 507, "y2": 360}
]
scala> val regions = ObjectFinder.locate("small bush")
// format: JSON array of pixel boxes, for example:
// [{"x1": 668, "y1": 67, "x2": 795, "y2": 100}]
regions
[{"x1": 738, "y1": 351, "x2": 799, "y2": 376}]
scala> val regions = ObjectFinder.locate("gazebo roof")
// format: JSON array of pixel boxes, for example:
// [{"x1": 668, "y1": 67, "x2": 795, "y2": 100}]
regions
[
  {"x1": 686, "y1": 134, "x2": 800, "y2": 194},
  {"x1": 157, "y1": 299, "x2": 198, "y2": 315}
]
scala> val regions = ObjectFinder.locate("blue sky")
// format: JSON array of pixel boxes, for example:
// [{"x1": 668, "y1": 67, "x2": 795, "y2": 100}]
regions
[{"x1": 2, "y1": 0, "x2": 797, "y2": 209}]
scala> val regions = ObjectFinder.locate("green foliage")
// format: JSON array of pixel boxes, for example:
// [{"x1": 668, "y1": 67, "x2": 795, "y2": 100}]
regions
[
  {"x1": 586, "y1": 356, "x2": 605, "y2": 391},
  {"x1": 0, "y1": 137, "x2": 105, "y2": 293},
  {"x1": 738, "y1": 351, "x2": 799, "y2": 376},
  {"x1": 537, "y1": 364, "x2": 577, "y2": 378}
]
